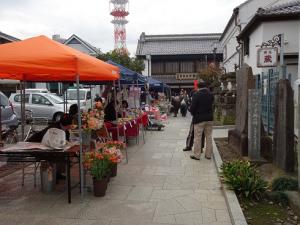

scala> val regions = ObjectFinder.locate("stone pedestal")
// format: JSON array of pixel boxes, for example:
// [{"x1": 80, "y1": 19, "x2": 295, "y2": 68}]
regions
[{"x1": 273, "y1": 79, "x2": 295, "y2": 172}]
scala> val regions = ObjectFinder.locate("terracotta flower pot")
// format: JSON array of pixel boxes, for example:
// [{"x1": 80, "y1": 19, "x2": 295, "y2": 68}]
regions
[
  {"x1": 110, "y1": 163, "x2": 118, "y2": 177},
  {"x1": 93, "y1": 178, "x2": 108, "y2": 197}
]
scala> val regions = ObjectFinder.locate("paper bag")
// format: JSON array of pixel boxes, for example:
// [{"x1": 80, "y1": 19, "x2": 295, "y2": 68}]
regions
[{"x1": 42, "y1": 128, "x2": 66, "y2": 149}]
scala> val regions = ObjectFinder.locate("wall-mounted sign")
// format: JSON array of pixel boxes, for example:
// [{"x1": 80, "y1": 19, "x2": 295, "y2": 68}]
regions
[
  {"x1": 176, "y1": 73, "x2": 197, "y2": 80},
  {"x1": 257, "y1": 47, "x2": 278, "y2": 68}
]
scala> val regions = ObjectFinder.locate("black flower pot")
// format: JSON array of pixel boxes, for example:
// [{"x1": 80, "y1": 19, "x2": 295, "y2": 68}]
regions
[
  {"x1": 110, "y1": 164, "x2": 118, "y2": 177},
  {"x1": 93, "y1": 178, "x2": 108, "y2": 197}
]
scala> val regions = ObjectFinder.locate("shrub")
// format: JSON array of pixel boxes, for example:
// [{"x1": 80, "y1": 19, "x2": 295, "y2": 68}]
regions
[
  {"x1": 271, "y1": 177, "x2": 298, "y2": 192},
  {"x1": 222, "y1": 115, "x2": 235, "y2": 125},
  {"x1": 220, "y1": 160, "x2": 268, "y2": 200},
  {"x1": 266, "y1": 191, "x2": 289, "y2": 206}
]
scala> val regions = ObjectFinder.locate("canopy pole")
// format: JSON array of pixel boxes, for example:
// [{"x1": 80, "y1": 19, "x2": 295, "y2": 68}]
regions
[
  {"x1": 113, "y1": 81, "x2": 119, "y2": 140},
  {"x1": 65, "y1": 84, "x2": 68, "y2": 113},
  {"x1": 21, "y1": 81, "x2": 25, "y2": 141},
  {"x1": 0, "y1": 89, "x2": 2, "y2": 145},
  {"x1": 135, "y1": 79, "x2": 139, "y2": 144},
  {"x1": 76, "y1": 75, "x2": 84, "y2": 199},
  {"x1": 118, "y1": 80, "x2": 128, "y2": 163},
  {"x1": 63, "y1": 84, "x2": 67, "y2": 113},
  {"x1": 90, "y1": 85, "x2": 93, "y2": 109}
]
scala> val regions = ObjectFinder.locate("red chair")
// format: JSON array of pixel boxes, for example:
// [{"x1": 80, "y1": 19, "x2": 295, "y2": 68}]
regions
[{"x1": 125, "y1": 120, "x2": 140, "y2": 144}]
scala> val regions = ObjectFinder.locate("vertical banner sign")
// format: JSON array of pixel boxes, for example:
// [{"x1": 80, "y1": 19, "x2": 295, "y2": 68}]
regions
[{"x1": 248, "y1": 89, "x2": 261, "y2": 160}]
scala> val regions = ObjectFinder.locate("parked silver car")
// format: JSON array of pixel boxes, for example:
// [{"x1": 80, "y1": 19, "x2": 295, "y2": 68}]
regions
[
  {"x1": 0, "y1": 92, "x2": 18, "y2": 128},
  {"x1": 9, "y1": 93, "x2": 70, "y2": 122}
]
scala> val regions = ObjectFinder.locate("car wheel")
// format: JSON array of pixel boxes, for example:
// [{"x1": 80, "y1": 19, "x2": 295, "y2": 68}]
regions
[{"x1": 53, "y1": 112, "x2": 63, "y2": 122}]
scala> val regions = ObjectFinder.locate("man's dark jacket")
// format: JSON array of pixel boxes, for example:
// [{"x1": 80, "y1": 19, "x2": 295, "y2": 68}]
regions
[{"x1": 190, "y1": 88, "x2": 214, "y2": 124}]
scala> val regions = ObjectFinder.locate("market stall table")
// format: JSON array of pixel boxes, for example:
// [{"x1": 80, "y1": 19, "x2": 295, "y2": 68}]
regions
[
  {"x1": 105, "y1": 113, "x2": 148, "y2": 141},
  {"x1": 0, "y1": 142, "x2": 82, "y2": 203}
]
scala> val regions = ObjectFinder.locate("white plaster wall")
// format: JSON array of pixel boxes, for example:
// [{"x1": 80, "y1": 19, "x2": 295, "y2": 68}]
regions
[
  {"x1": 262, "y1": 20, "x2": 299, "y2": 54},
  {"x1": 238, "y1": 0, "x2": 287, "y2": 29},
  {"x1": 221, "y1": 0, "x2": 294, "y2": 73},
  {"x1": 243, "y1": 20, "x2": 299, "y2": 75},
  {"x1": 243, "y1": 24, "x2": 264, "y2": 75},
  {"x1": 142, "y1": 59, "x2": 147, "y2": 76},
  {"x1": 221, "y1": 23, "x2": 241, "y2": 73}
]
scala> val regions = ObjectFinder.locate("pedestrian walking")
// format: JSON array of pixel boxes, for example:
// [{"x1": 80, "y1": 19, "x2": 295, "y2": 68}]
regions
[{"x1": 189, "y1": 80, "x2": 214, "y2": 160}]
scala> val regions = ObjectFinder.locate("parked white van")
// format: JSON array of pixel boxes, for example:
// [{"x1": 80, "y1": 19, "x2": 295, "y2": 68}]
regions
[
  {"x1": 16, "y1": 88, "x2": 50, "y2": 93},
  {"x1": 66, "y1": 88, "x2": 93, "y2": 110}
]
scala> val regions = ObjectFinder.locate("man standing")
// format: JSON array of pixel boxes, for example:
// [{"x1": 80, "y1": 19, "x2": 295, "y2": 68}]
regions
[{"x1": 189, "y1": 80, "x2": 214, "y2": 160}]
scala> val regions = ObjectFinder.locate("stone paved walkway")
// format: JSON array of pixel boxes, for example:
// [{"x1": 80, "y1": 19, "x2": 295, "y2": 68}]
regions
[{"x1": 0, "y1": 116, "x2": 232, "y2": 225}]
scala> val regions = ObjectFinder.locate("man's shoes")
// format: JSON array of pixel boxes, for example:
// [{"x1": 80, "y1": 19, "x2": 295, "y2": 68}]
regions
[
  {"x1": 190, "y1": 155, "x2": 200, "y2": 160},
  {"x1": 183, "y1": 147, "x2": 192, "y2": 151},
  {"x1": 205, "y1": 156, "x2": 211, "y2": 160}
]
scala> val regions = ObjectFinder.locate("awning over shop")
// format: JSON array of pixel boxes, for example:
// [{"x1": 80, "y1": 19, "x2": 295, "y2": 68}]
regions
[
  {"x1": 107, "y1": 60, "x2": 146, "y2": 84},
  {"x1": 0, "y1": 35, "x2": 119, "y2": 82}
]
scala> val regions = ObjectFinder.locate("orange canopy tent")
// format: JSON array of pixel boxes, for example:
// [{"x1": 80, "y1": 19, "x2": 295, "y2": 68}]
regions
[
  {"x1": 0, "y1": 35, "x2": 119, "y2": 81},
  {"x1": 0, "y1": 35, "x2": 120, "y2": 201}
]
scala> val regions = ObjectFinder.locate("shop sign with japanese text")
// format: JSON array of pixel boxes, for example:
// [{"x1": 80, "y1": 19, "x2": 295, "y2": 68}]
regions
[{"x1": 257, "y1": 47, "x2": 278, "y2": 68}]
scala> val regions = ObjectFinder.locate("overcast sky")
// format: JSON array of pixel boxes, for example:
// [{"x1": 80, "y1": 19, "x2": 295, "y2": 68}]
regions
[{"x1": 0, "y1": 0, "x2": 246, "y2": 56}]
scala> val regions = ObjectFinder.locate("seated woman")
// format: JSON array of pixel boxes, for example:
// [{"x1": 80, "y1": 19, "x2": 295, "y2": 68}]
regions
[
  {"x1": 69, "y1": 104, "x2": 78, "y2": 125},
  {"x1": 27, "y1": 114, "x2": 73, "y2": 142},
  {"x1": 104, "y1": 100, "x2": 117, "y2": 122},
  {"x1": 119, "y1": 100, "x2": 129, "y2": 118},
  {"x1": 121, "y1": 100, "x2": 129, "y2": 109},
  {"x1": 94, "y1": 94, "x2": 103, "y2": 103},
  {"x1": 26, "y1": 114, "x2": 73, "y2": 180}
]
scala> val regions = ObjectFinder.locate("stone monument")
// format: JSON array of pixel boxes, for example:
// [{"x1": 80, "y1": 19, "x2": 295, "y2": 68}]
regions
[
  {"x1": 298, "y1": 85, "x2": 300, "y2": 190},
  {"x1": 248, "y1": 89, "x2": 262, "y2": 160},
  {"x1": 228, "y1": 64, "x2": 255, "y2": 156},
  {"x1": 273, "y1": 79, "x2": 295, "y2": 172}
]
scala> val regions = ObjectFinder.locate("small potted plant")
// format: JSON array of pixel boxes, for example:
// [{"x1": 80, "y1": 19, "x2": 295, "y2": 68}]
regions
[
  {"x1": 81, "y1": 109, "x2": 104, "y2": 146},
  {"x1": 84, "y1": 151, "x2": 110, "y2": 197},
  {"x1": 98, "y1": 141, "x2": 125, "y2": 177}
]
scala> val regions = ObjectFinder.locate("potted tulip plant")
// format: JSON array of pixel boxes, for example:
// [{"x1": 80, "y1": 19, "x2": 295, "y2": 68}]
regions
[
  {"x1": 99, "y1": 141, "x2": 125, "y2": 177},
  {"x1": 81, "y1": 108, "x2": 104, "y2": 146},
  {"x1": 84, "y1": 151, "x2": 110, "y2": 197}
]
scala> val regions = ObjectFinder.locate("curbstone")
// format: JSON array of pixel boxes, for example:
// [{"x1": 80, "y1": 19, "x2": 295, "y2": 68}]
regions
[{"x1": 212, "y1": 138, "x2": 248, "y2": 225}]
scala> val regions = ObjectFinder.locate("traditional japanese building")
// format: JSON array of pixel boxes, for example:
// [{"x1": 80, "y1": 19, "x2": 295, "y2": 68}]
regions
[{"x1": 136, "y1": 32, "x2": 223, "y2": 91}]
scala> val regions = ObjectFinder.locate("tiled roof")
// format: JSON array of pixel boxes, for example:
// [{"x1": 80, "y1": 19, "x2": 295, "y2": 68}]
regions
[
  {"x1": 136, "y1": 33, "x2": 222, "y2": 56},
  {"x1": 238, "y1": 1, "x2": 300, "y2": 39},
  {"x1": 256, "y1": 1, "x2": 300, "y2": 16},
  {"x1": 0, "y1": 31, "x2": 20, "y2": 42},
  {"x1": 64, "y1": 34, "x2": 101, "y2": 55}
]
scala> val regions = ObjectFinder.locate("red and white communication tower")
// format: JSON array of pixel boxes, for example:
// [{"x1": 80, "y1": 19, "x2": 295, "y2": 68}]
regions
[{"x1": 110, "y1": 0, "x2": 129, "y2": 54}]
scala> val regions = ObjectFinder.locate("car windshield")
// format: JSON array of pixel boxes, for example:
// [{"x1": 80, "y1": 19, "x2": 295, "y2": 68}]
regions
[
  {"x1": 67, "y1": 90, "x2": 85, "y2": 100},
  {"x1": 45, "y1": 94, "x2": 64, "y2": 104}
]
